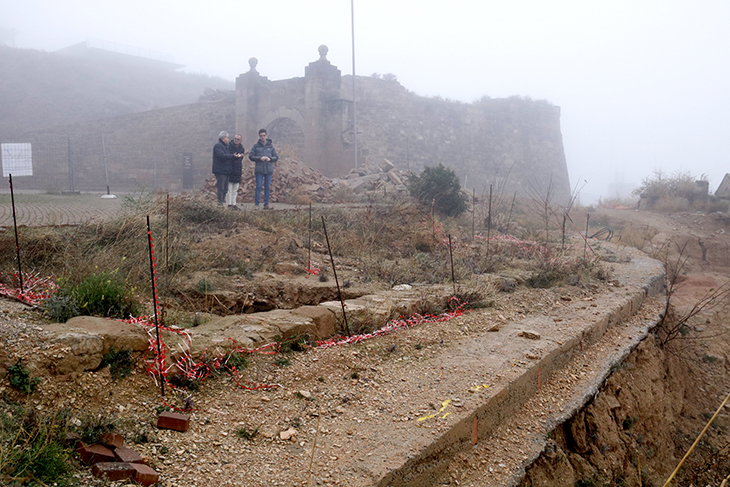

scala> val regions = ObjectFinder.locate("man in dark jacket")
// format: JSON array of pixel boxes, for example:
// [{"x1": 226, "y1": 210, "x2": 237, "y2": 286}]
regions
[
  {"x1": 248, "y1": 128, "x2": 279, "y2": 209},
  {"x1": 212, "y1": 131, "x2": 242, "y2": 205},
  {"x1": 226, "y1": 134, "x2": 246, "y2": 209}
]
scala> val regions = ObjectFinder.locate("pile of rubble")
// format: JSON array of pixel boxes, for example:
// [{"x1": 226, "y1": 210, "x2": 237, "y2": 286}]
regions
[
  {"x1": 336, "y1": 157, "x2": 409, "y2": 197},
  {"x1": 202, "y1": 156, "x2": 409, "y2": 204}
]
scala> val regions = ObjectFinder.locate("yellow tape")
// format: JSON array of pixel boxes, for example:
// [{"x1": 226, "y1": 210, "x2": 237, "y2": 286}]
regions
[{"x1": 418, "y1": 399, "x2": 452, "y2": 422}]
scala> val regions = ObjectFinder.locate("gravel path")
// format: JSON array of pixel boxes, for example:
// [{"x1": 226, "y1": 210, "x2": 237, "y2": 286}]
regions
[{"x1": 0, "y1": 193, "x2": 123, "y2": 227}]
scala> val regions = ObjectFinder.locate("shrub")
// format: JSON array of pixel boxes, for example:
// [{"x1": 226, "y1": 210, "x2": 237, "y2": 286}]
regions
[
  {"x1": 99, "y1": 346, "x2": 135, "y2": 380},
  {"x1": 409, "y1": 163, "x2": 468, "y2": 216},
  {"x1": 71, "y1": 271, "x2": 139, "y2": 319},
  {"x1": 7, "y1": 362, "x2": 41, "y2": 394},
  {"x1": 42, "y1": 292, "x2": 79, "y2": 323}
]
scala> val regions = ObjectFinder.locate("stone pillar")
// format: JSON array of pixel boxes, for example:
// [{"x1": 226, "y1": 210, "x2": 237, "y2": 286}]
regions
[
  {"x1": 235, "y1": 58, "x2": 270, "y2": 147},
  {"x1": 303, "y1": 46, "x2": 347, "y2": 176}
]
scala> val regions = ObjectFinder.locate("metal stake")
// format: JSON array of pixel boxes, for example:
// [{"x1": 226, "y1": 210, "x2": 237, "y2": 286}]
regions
[
  {"x1": 448, "y1": 234, "x2": 456, "y2": 295},
  {"x1": 9, "y1": 174, "x2": 23, "y2": 292},
  {"x1": 146, "y1": 215, "x2": 164, "y2": 397},
  {"x1": 321, "y1": 216, "x2": 350, "y2": 336}
]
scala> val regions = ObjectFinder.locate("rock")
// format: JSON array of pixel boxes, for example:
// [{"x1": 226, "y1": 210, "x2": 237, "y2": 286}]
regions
[
  {"x1": 274, "y1": 262, "x2": 302, "y2": 274},
  {"x1": 50, "y1": 333, "x2": 103, "y2": 374},
  {"x1": 291, "y1": 306, "x2": 336, "y2": 339},
  {"x1": 280, "y1": 427, "x2": 297, "y2": 440},
  {"x1": 518, "y1": 330, "x2": 541, "y2": 340},
  {"x1": 387, "y1": 171, "x2": 403, "y2": 186},
  {"x1": 380, "y1": 158, "x2": 395, "y2": 172}
]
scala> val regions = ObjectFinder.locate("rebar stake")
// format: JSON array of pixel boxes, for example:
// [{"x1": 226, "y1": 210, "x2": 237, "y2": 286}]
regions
[
  {"x1": 321, "y1": 216, "x2": 350, "y2": 336},
  {"x1": 9, "y1": 174, "x2": 23, "y2": 293},
  {"x1": 146, "y1": 215, "x2": 164, "y2": 397}
]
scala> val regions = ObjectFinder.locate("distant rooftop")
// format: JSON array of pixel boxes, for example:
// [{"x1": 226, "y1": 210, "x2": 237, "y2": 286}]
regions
[{"x1": 56, "y1": 38, "x2": 184, "y2": 70}]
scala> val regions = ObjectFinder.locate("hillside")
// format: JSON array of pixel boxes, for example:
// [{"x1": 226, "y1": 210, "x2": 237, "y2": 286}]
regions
[{"x1": 0, "y1": 45, "x2": 234, "y2": 139}]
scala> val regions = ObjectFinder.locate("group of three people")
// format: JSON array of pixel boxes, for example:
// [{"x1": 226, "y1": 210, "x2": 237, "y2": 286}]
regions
[{"x1": 212, "y1": 128, "x2": 279, "y2": 209}]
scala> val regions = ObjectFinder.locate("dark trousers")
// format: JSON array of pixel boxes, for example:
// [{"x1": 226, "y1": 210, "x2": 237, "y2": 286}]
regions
[{"x1": 214, "y1": 173, "x2": 230, "y2": 204}]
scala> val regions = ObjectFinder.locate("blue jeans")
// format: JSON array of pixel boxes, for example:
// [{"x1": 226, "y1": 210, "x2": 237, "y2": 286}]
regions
[{"x1": 255, "y1": 173, "x2": 272, "y2": 206}]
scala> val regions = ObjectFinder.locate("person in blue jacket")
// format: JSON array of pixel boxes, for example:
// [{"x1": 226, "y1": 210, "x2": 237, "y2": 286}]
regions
[
  {"x1": 211, "y1": 131, "x2": 244, "y2": 205},
  {"x1": 248, "y1": 128, "x2": 279, "y2": 209}
]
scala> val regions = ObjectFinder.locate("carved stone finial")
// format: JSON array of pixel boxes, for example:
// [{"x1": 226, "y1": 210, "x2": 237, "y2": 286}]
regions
[
  {"x1": 248, "y1": 57, "x2": 258, "y2": 72},
  {"x1": 318, "y1": 45, "x2": 329, "y2": 61}
]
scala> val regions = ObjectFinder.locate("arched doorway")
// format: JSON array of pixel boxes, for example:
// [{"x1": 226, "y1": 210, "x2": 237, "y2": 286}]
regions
[{"x1": 267, "y1": 117, "x2": 305, "y2": 160}]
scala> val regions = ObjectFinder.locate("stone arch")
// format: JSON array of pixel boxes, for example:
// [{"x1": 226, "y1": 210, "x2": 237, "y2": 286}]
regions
[{"x1": 259, "y1": 107, "x2": 305, "y2": 159}]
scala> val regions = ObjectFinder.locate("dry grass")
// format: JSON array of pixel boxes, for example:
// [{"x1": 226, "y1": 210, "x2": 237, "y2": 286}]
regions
[{"x1": 0, "y1": 193, "x2": 612, "y2": 319}]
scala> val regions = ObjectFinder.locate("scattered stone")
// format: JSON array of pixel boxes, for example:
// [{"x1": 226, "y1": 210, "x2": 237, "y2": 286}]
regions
[
  {"x1": 518, "y1": 330, "x2": 541, "y2": 340},
  {"x1": 280, "y1": 427, "x2": 298, "y2": 440}
]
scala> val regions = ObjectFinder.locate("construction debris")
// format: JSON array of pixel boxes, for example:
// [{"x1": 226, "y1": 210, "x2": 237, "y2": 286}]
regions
[{"x1": 202, "y1": 157, "x2": 410, "y2": 204}]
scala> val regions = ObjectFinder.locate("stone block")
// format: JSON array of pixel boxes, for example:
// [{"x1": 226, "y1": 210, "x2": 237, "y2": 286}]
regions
[
  {"x1": 50, "y1": 332, "x2": 103, "y2": 374},
  {"x1": 387, "y1": 170, "x2": 403, "y2": 185},
  {"x1": 157, "y1": 411, "x2": 190, "y2": 431},
  {"x1": 379, "y1": 158, "x2": 395, "y2": 172},
  {"x1": 78, "y1": 443, "x2": 115, "y2": 465},
  {"x1": 101, "y1": 431, "x2": 124, "y2": 449},
  {"x1": 291, "y1": 306, "x2": 336, "y2": 339},
  {"x1": 130, "y1": 463, "x2": 160, "y2": 486},
  {"x1": 91, "y1": 462, "x2": 136, "y2": 482},
  {"x1": 114, "y1": 446, "x2": 144, "y2": 463}
]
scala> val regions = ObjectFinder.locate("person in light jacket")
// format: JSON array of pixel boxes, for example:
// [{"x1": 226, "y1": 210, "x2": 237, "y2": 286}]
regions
[
  {"x1": 248, "y1": 128, "x2": 279, "y2": 209},
  {"x1": 226, "y1": 134, "x2": 246, "y2": 210}
]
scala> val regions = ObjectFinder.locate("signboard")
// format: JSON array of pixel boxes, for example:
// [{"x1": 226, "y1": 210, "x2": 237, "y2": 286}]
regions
[
  {"x1": 1, "y1": 143, "x2": 33, "y2": 177},
  {"x1": 182, "y1": 152, "x2": 193, "y2": 189}
]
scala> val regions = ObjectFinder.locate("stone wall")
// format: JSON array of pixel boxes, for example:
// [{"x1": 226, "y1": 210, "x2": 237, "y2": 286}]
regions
[
  {"x1": 2, "y1": 49, "x2": 570, "y2": 202},
  {"x1": 5, "y1": 100, "x2": 234, "y2": 193},
  {"x1": 343, "y1": 75, "x2": 570, "y2": 202}
]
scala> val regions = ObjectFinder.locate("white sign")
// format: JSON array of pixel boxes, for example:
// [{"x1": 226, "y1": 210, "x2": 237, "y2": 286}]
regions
[{"x1": 1, "y1": 143, "x2": 33, "y2": 177}]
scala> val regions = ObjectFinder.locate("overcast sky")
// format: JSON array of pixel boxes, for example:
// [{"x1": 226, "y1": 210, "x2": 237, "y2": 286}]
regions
[{"x1": 3, "y1": 0, "x2": 729, "y2": 202}]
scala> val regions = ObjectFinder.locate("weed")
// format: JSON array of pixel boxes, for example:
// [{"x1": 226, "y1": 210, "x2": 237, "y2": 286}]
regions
[
  {"x1": 622, "y1": 416, "x2": 638, "y2": 430},
  {"x1": 318, "y1": 377, "x2": 326, "y2": 382},
  {"x1": 99, "y1": 345, "x2": 135, "y2": 380},
  {"x1": 0, "y1": 401, "x2": 74, "y2": 485},
  {"x1": 702, "y1": 354, "x2": 720, "y2": 363},
  {"x1": 72, "y1": 270, "x2": 139, "y2": 319},
  {"x1": 235, "y1": 427, "x2": 259, "y2": 441},
  {"x1": 222, "y1": 351, "x2": 250, "y2": 372},
  {"x1": 414, "y1": 343, "x2": 423, "y2": 350},
  {"x1": 75, "y1": 410, "x2": 116, "y2": 445},
  {"x1": 7, "y1": 362, "x2": 41, "y2": 394},
  {"x1": 198, "y1": 278, "x2": 214, "y2": 293},
  {"x1": 274, "y1": 357, "x2": 291, "y2": 367},
  {"x1": 42, "y1": 292, "x2": 79, "y2": 323},
  {"x1": 277, "y1": 335, "x2": 307, "y2": 353},
  {"x1": 168, "y1": 373, "x2": 201, "y2": 392},
  {"x1": 575, "y1": 475, "x2": 603, "y2": 487}
]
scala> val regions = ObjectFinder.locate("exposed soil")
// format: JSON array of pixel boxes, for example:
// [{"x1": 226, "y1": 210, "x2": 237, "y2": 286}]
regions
[
  {"x1": 516, "y1": 208, "x2": 730, "y2": 487},
  {"x1": 0, "y1": 233, "x2": 614, "y2": 487},
  {"x1": 2, "y1": 205, "x2": 729, "y2": 486}
]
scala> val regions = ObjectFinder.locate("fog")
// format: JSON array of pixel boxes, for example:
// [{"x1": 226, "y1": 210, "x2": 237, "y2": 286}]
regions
[{"x1": 3, "y1": 0, "x2": 729, "y2": 203}]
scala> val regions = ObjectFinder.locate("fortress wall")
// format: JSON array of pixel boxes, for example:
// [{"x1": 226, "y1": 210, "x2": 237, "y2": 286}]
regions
[
  {"x1": 6, "y1": 101, "x2": 234, "y2": 193},
  {"x1": 4, "y1": 65, "x2": 569, "y2": 202},
  {"x1": 345, "y1": 76, "x2": 571, "y2": 202}
]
